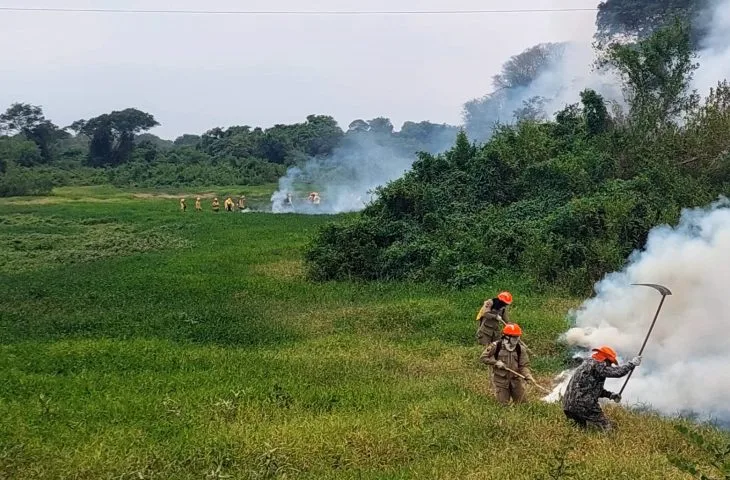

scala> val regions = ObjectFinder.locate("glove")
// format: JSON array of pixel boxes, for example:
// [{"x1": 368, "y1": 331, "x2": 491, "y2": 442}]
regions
[
  {"x1": 494, "y1": 360, "x2": 506, "y2": 369},
  {"x1": 610, "y1": 393, "x2": 621, "y2": 403},
  {"x1": 628, "y1": 355, "x2": 642, "y2": 367},
  {"x1": 525, "y1": 375, "x2": 536, "y2": 383}
]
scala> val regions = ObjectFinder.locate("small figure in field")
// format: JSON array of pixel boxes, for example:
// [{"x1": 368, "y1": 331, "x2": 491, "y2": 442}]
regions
[
  {"x1": 180, "y1": 197, "x2": 186, "y2": 212},
  {"x1": 285, "y1": 192, "x2": 293, "y2": 208},
  {"x1": 195, "y1": 196, "x2": 202, "y2": 211},
  {"x1": 224, "y1": 197, "x2": 235, "y2": 212},
  {"x1": 476, "y1": 291, "x2": 513, "y2": 346},
  {"x1": 212, "y1": 197, "x2": 220, "y2": 212},
  {"x1": 562, "y1": 346, "x2": 642, "y2": 432},
  {"x1": 238, "y1": 195, "x2": 247, "y2": 211},
  {"x1": 308, "y1": 192, "x2": 321, "y2": 205},
  {"x1": 480, "y1": 323, "x2": 534, "y2": 405}
]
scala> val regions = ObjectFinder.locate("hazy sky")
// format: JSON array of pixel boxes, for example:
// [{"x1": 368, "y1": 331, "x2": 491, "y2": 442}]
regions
[{"x1": 0, "y1": 0, "x2": 598, "y2": 139}]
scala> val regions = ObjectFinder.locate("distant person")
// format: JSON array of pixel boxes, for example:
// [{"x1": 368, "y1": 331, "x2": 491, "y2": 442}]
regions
[
  {"x1": 480, "y1": 323, "x2": 534, "y2": 405},
  {"x1": 195, "y1": 197, "x2": 202, "y2": 211},
  {"x1": 562, "y1": 346, "x2": 641, "y2": 432},
  {"x1": 224, "y1": 197, "x2": 235, "y2": 212},
  {"x1": 212, "y1": 197, "x2": 220, "y2": 212},
  {"x1": 313, "y1": 192, "x2": 321, "y2": 206},
  {"x1": 285, "y1": 193, "x2": 293, "y2": 208},
  {"x1": 476, "y1": 291, "x2": 513, "y2": 346},
  {"x1": 180, "y1": 197, "x2": 186, "y2": 212},
  {"x1": 238, "y1": 195, "x2": 247, "y2": 211}
]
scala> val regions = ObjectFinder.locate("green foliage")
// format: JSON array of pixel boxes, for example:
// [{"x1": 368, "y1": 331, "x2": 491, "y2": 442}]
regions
[
  {"x1": 75, "y1": 108, "x2": 160, "y2": 167},
  {"x1": 667, "y1": 424, "x2": 730, "y2": 479},
  {"x1": 596, "y1": 0, "x2": 709, "y2": 45},
  {"x1": 0, "y1": 186, "x2": 713, "y2": 478},
  {"x1": 306, "y1": 24, "x2": 730, "y2": 293},
  {"x1": 0, "y1": 164, "x2": 53, "y2": 197},
  {"x1": 0, "y1": 103, "x2": 67, "y2": 164},
  {"x1": 463, "y1": 43, "x2": 566, "y2": 140},
  {"x1": 599, "y1": 19, "x2": 699, "y2": 129}
]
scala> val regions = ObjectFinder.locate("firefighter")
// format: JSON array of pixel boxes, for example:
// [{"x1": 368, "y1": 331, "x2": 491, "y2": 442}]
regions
[
  {"x1": 480, "y1": 323, "x2": 534, "y2": 405},
  {"x1": 224, "y1": 197, "x2": 235, "y2": 212},
  {"x1": 180, "y1": 197, "x2": 186, "y2": 212},
  {"x1": 212, "y1": 197, "x2": 220, "y2": 212},
  {"x1": 238, "y1": 195, "x2": 247, "y2": 211},
  {"x1": 476, "y1": 291, "x2": 513, "y2": 346},
  {"x1": 562, "y1": 346, "x2": 641, "y2": 431},
  {"x1": 195, "y1": 197, "x2": 202, "y2": 211}
]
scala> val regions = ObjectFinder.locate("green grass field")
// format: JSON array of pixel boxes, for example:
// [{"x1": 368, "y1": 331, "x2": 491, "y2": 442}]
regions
[{"x1": 0, "y1": 186, "x2": 718, "y2": 479}]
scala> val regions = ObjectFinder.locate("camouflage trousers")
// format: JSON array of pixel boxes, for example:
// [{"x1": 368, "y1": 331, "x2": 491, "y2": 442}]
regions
[{"x1": 563, "y1": 409, "x2": 613, "y2": 431}]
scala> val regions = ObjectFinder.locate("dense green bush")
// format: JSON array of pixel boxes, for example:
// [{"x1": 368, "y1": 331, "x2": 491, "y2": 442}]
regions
[{"x1": 305, "y1": 23, "x2": 730, "y2": 294}]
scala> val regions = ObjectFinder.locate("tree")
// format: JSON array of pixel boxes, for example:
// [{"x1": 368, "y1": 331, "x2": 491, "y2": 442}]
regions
[
  {"x1": 596, "y1": 0, "x2": 709, "y2": 46},
  {"x1": 174, "y1": 134, "x2": 202, "y2": 147},
  {"x1": 514, "y1": 96, "x2": 547, "y2": 122},
  {"x1": 599, "y1": 19, "x2": 699, "y2": 129},
  {"x1": 0, "y1": 103, "x2": 66, "y2": 164},
  {"x1": 367, "y1": 117, "x2": 394, "y2": 135},
  {"x1": 77, "y1": 108, "x2": 159, "y2": 166},
  {"x1": 0, "y1": 103, "x2": 45, "y2": 134},
  {"x1": 580, "y1": 89, "x2": 612, "y2": 135},
  {"x1": 302, "y1": 115, "x2": 343, "y2": 156},
  {"x1": 348, "y1": 119, "x2": 369, "y2": 133},
  {"x1": 492, "y1": 43, "x2": 566, "y2": 90}
]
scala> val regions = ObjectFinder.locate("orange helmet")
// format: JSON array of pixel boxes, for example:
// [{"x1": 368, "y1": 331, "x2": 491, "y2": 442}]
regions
[
  {"x1": 497, "y1": 291, "x2": 513, "y2": 305},
  {"x1": 502, "y1": 323, "x2": 522, "y2": 337},
  {"x1": 592, "y1": 346, "x2": 618, "y2": 365}
]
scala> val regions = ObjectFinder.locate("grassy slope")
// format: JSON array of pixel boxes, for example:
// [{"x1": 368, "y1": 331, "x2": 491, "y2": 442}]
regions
[{"x1": 0, "y1": 186, "x2": 711, "y2": 479}]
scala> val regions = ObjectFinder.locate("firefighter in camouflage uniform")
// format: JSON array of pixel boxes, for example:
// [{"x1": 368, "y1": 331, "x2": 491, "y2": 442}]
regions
[{"x1": 562, "y1": 346, "x2": 642, "y2": 431}]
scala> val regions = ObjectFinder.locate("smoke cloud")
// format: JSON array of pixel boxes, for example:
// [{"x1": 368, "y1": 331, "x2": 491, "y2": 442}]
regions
[
  {"x1": 694, "y1": 0, "x2": 730, "y2": 94},
  {"x1": 270, "y1": 134, "x2": 427, "y2": 214},
  {"x1": 545, "y1": 198, "x2": 730, "y2": 423},
  {"x1": 270, "y1": 127, "x2": 457, "y2": 214}
]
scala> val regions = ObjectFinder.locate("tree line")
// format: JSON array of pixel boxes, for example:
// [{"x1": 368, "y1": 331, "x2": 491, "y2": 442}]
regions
[{"x1": 0, "y1": 103, "x2": 457, "y2": 196}]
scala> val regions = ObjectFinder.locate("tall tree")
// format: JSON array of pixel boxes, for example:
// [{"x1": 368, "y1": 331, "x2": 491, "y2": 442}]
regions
[
  {"x1": 367, "y1": 117, "x2": 394, "y2": 135},
  {"x1": 492, "y1": 43, "x2": 566, "y2": 90},
  {"x1": 595, "y1": 0, "x2": 709, "y2": 46},
  {"x1": 0, "y1": 103, "x2": 66, "y2": 163},
  {"x1": 76, "y1": 108, "x2": 159, "y2": 166},
  {"x1": 599, "y1": 19, "x2": 699, "y2": 128}
]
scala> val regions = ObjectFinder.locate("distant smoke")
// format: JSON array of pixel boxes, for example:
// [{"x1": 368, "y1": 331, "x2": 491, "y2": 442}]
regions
[
  {"x1": 694, "y1": 0, "x2": 730, "y2": 94},
  {"x1": 544, "y1": 198, "x2": 730, "y2": 423},
  {"x1": 270, "y1": 130, "x2": 455, "y2": 215}
]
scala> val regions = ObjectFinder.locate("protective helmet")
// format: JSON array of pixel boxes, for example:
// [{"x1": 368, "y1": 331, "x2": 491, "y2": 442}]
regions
[
  {"x1": 497, "y1": 291, "x2": 513, "y2": 305},
  {"x1": 592, "y1": 346, "x2": 618, "y2": 365},
  {"x1": 502, "y1": 323, "x2": 522, "y2": 337}
]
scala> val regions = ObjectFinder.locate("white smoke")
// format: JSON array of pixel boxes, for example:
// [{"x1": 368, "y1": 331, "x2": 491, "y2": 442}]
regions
[
  {"x1": 502, "y1": 42, "x2": 624, "y2": 124},
  {"x1": 270, "y1": 132, "x2": 451, "y2": 215},
  {"x1": 545, "y1": 198, "x2": 730, "y2": 423},
  {"x1": 693, "y1": 0, "x2": 730, "y2": 94}
]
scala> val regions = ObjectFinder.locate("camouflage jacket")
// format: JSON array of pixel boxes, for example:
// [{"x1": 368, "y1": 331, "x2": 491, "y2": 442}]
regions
[{"x1": 562, "y1": 358, "x2": 633, "y2": 414}]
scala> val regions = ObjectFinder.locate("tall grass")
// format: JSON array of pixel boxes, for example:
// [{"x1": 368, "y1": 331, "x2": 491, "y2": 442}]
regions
[{"x1": 0, "y1": 186, "x2": 723, "y2": 479}]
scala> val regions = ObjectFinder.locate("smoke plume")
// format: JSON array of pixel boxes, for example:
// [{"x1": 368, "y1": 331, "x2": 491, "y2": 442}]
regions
[
  {"x1": 694, "y1": 0, "x2": 730, "y2": 94},
  {"x1": 270, "y1": 130, "x2": 454, "y2": 215},
  {"x1": 545, "y1": 198, "x2": 730, "y2": 423}
]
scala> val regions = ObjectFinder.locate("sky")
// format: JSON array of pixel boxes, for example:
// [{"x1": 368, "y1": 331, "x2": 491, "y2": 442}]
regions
[{"x1": 0, "y1": 0, "x2": 598, "y2": 139}]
